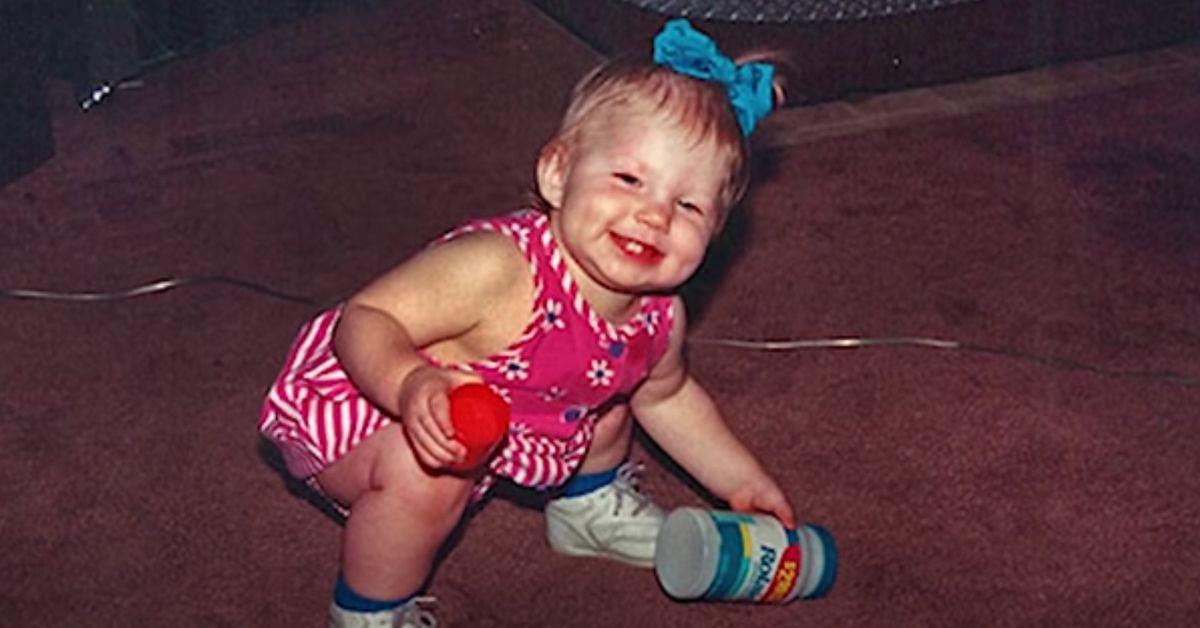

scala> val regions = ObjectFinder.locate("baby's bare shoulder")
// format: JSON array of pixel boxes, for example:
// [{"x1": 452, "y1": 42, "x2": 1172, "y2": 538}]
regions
[
  {"x1": 351, "y1": 228, "x2": 530, "y2": 315},
  {"x1": 431, "y1": 230, "x2": 529, "y2": 288}
]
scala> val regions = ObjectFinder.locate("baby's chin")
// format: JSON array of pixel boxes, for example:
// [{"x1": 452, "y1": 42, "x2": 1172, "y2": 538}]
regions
[{"x1": 594, "y1": 268, "x2": 694, "y2": 296}]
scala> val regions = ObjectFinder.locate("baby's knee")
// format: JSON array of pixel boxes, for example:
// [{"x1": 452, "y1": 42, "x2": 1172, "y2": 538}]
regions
[{"x1": 369, "y1": 429, "x2": 473, "y2": 522}]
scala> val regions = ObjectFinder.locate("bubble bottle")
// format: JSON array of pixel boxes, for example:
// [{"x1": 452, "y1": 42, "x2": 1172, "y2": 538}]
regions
[{"x1": 654, "y1": 507, "x2": 837, "y2": 603}]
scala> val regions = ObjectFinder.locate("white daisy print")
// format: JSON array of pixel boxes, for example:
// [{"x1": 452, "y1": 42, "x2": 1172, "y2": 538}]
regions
[
  {"x1": 586, "y1": 359, "x2": 614, "y2": 388},
  {"x1": 635, "y1": 310, "x2": 661, "y2": 336},
  {"x1": 499, "y1": 355, "x2": 530, "y2": 381},
  {"x1": 542, "y1": 299, "x2": 566, "y2": 331},
  {"x1": 541, "y1": 386, "x2": 566, "y2": 402}
]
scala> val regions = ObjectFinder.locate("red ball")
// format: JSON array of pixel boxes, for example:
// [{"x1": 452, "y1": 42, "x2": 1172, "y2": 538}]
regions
[{"x1": 447, "y1": 383, "x2": 510, "y2": 472}]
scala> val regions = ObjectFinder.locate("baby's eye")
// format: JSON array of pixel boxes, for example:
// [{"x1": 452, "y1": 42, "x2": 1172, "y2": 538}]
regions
[
  {"x1": 677, "y1": 199, "x2": 704, "y2": 215},
  {"x1": 613, "y1": 172, "x2": 641, "y2": 187}
]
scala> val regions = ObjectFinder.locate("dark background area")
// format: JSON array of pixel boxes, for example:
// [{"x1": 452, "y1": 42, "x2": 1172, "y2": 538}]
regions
[
  {"x1": 2, "y1": 0, "x2": 385, "y2": 189},
  {"x1": 533, "y1": 0, "x2": 1200, "y2": 99},
  {"x1": 3, "y1": 0, "x2": 1199, "y2": 189}
]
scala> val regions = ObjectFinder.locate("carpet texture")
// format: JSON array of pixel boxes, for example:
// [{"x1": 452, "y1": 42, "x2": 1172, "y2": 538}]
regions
[{"x1": 1, "y1": 1, "x2": 1198, "y2": 626}]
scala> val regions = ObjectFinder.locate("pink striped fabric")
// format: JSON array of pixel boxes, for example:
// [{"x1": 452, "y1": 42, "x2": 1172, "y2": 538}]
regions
[{"x1": 259, "y1": 210, "x2": 674, "y2": 502}]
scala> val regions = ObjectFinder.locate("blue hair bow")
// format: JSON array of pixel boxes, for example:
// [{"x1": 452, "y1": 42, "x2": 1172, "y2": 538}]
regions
[{"x1": 652, "y1": 18, "x2": 775, "y2": 135}]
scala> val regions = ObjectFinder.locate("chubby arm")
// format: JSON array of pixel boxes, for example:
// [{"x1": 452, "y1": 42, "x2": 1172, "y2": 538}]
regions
[
  {"x1": 333, "y1": 231, "x2": 530, "y2": 469},
  {"x1": 630, "y1": 298, "x2": 796, "y2": 527}
]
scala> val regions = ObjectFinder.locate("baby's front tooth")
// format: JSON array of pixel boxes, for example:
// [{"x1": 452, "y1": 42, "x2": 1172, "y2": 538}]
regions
[{"x1": 625, "y1": 241, "x2": 644, "y2": 254}]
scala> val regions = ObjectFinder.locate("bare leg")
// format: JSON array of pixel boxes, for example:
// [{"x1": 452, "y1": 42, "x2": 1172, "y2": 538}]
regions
[
  {"x1": 318, "y1": 423, "x2": 474, "y2": 600},
  {"x1": 577, "y1": 404, "x2": 633, "y2": 474}
]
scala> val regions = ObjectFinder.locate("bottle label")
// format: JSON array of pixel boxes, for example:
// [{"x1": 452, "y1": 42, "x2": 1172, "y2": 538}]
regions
[{"x1": 701, "y1": 511, "x2": 804, "y2": 603}]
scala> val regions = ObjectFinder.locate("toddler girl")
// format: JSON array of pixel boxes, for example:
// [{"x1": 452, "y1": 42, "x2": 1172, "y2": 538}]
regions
[{"x1": 260, "y1": 19, "x2": 795, "y2": 627}]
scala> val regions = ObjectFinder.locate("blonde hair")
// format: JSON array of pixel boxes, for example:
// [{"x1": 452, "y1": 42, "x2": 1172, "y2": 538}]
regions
[{"x1": 544, "y1": 57, "x2": 753, "y2": 211}]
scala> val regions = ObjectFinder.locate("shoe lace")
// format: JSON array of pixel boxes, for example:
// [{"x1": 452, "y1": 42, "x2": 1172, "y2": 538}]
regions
[
  {"x1": 611, "y1": 461, "x2": 652, "y2": 517},
  {"x1": 394, "y1": 596, "x2": 437, "y2": 628}
]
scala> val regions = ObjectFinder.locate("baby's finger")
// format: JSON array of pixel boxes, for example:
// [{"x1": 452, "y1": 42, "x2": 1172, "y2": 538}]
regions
[
  {"x1": 757, "y1": 493, "x2": 797, "y2": 528},
  {"x1": 728, "y1": 493, "x2": 753, "y2": 514},
  {"x1": 403, "y1": 424, "x2": 445, "y2": 470},
  {"x1": 408, "y1": 415, "x2": 460, "y2": 466},
  {"x1": 427, "y1": 391, "x2": 469, "y2": 462},
  {"x1": 774, "y1": 502, "x2": 797, "y2": 529},
  {"x1": 410, "y1": 439, "x2": 446, "y2": 470},
  {"x1": 418, "y1": 394, "x2": 463, "y2": 450},
  {"x1": 428, "y1": 392, "x2": 455, "y2": 438}
]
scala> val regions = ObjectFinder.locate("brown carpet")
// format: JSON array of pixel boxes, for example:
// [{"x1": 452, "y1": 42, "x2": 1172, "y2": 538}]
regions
[{"x1": 2, "y1": 1, "x2": 1198, "y2": 626}]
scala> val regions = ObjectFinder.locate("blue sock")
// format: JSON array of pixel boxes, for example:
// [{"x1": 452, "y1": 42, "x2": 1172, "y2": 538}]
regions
[
  {"x1": 561, "y1": 467, "x2": 618, "y2": 498},
  {"x1": 333, "y1": 572, "x2": 412, "y2": 613}
]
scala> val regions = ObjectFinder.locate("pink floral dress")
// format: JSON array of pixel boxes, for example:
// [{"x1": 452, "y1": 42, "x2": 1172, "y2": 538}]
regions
[{"x1": 260, "y1": 210, "x2": 675, "y2": 502}]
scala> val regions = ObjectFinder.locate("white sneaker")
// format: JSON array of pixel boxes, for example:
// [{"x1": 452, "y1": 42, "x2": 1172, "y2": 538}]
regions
[
  {"x1": 545, "y1": 462, "x2": 665, "y2": 568},
  {"x1": 328, "y1": 596, "x2": 437, "y2": 628}
]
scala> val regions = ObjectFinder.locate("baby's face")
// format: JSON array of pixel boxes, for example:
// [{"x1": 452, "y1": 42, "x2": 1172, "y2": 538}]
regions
[{"x1": 545, "y1": 109, "x2": 731, "y2": 299}]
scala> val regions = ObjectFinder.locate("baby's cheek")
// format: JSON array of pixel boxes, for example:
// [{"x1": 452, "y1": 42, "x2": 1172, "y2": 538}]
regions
[
  {"x1": 685, "y1": 230, "x2": 714, "y2": 260},
  {"x1": 676, "y1": 242, "x2": 708, "y2": 278}
]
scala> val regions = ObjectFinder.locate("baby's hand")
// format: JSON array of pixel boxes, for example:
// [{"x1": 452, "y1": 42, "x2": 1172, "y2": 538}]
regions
[
  {"x1": 728, "y1": 479, "x2": 797, "y2": 529},
  {"x1": 397, "y1": 366, "x2": 477, "y2": 470}
]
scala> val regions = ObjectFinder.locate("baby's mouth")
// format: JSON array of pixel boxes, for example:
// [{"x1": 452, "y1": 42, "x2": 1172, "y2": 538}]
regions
[{"x1": 609, "y1": 232, "x2": 664, "y2": 265}]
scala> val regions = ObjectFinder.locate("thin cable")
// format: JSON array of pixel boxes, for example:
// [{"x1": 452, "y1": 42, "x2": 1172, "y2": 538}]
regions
[
  {"x1": 0, "y1": 275, "x2": 326, "y2": 307},
  {"x1": 690, "y1": 336, "x2": 1198, "y2": 386},
  {"x1": 3, "y1": 276, "x2": 1195, "y2": 386},
  {"x1": 690, "y1": 336, "x2": 961, "y2": 350},
  {"x1": 957, "y1": 342, "x2": 1199, "y2": 386}
]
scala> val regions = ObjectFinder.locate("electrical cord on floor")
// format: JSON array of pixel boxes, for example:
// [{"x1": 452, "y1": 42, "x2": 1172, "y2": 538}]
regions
[
  {"x1": 0, "y1": 275, "x2": 328, "y2": 307},
  {"x1": 689, "y1": 337, "x2": 1199, "y2": 386},
  {"x1": 2, "y1": 275, "x2": 1196, "y2": 386}
]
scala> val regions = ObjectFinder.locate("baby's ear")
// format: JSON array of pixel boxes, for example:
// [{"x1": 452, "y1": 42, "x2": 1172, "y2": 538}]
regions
[{"x1": 536, "y1": 140, "x2": 569, "y2": 209}]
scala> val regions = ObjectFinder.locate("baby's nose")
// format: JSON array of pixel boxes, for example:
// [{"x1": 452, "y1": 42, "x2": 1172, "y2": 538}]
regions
[{"x1": 636, "y1": 199, "x2": 672, "y2": 230}]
